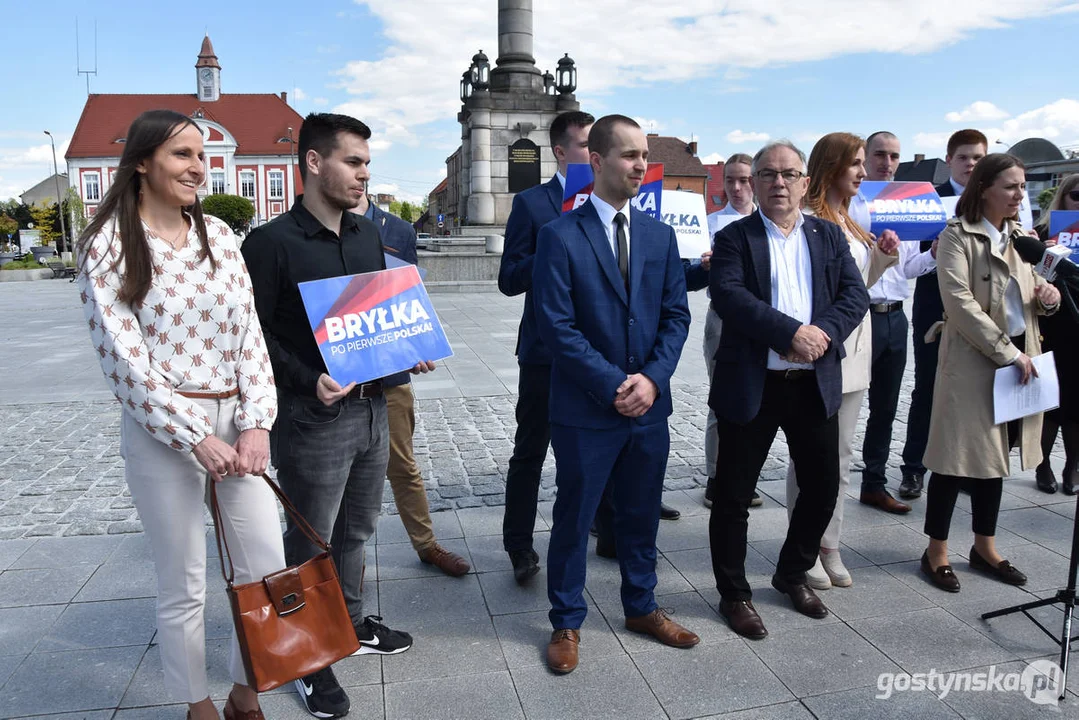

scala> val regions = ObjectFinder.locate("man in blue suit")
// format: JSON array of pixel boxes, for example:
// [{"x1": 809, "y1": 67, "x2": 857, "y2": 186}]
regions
[
  {"x1": 499, "y1": 111, "x2": 594, "y2": 584},
  {"x1": 708, "y1": 140, "x2": 869, "y2": 640},
  {"x1": 534, "y1": 115, "x2": 698, "y2": 674}
]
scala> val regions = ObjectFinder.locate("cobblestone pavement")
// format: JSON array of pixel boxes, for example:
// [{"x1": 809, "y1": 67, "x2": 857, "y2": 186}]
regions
[{"x1": 0, "y1": 280, "x2": 1062, "y2": 538}]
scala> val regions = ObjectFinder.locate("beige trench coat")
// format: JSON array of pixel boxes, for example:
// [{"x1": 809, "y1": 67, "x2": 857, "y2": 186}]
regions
[
  {"x1": 922, "y1": 216, "x2": 1056, "y2": 479},
  {"x1": 840, "y1": 237, "x2": 897, "y2": 394}
]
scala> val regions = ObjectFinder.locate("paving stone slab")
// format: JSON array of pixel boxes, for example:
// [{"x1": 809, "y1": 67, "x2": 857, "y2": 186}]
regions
[
  {"x1": 0, "y1": 539, "x2": 35, "y2": 571},
  {"x1": 0, "y1": 565, "x2": 97, "y2": 608},
  {"x1": 375, "y1": 507, "x2": 464, "y2": 547},
  {"x1": 698, "y1": 701, "x2": 815, "y2": 719},
  {"x1": 464, "y1": 530, "x2": 549, "y2": 574},
  {"x1": 0, "y1": 645, "x2": 145, "y2": 717},
  {"x1": 73, "y1": 559, "x2": 157, "y2": 602},
  {"x1": 491, "y1": 602, "x2": 622, "y2": 669},
  {"x1": 801, "y1": 684, "x2": 961, "y2": 719},
  {"x1": 511, "y1": 654, "x2": 666, "y2": 720},
  {"x1": 375, "y1": 537, "x2": 473, "y2": 581},
  {"x1": 384, "y1": 670, "x2": 523, "y2": 720},
  {"x1": 37, "y1": 597, "x2": 157, "y2": 652},
  {"x1": 0, "y1": 604, "x2": 64, "y2": 656}
]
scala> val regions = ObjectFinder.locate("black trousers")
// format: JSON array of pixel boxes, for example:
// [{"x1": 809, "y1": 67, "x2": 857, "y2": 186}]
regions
[
  {"x1": 862, "y1": 308, "x2": 909, "y2": 490},
  {"x1": 502, "y1": 362, "x2": 552, "y2": 553},
  {"x1": 710, "y1": 372, "x2": 840, "y2": 601},
  {"x1": 902, "y1": 321, "x2": 939, "y2": 477},
  {"x1": 924, "y1": 475, "x2": 1004, "y2": 540}
]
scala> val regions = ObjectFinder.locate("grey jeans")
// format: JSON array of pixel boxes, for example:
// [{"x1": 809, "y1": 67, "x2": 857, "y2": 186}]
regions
[
  {"x1": 274, "y1": 390, "x2": 389, "y2": 623},
  {"x1": 703, "y1": 306, "x2": 722, "y2": 477}
]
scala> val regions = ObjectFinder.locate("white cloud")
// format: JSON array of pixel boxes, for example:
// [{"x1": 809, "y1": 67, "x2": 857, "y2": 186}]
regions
[
  {"x1": 912, "y1": 98, "x2": 1079, "y2": 154},
  {"x1": 633, "y1": 117, "x2": 664, "y2": 134},
  {"x1": 911, "y1": 131, "x2": 954, "y2": 153},
  {"x1": 292, "y1": 87, "x2": 308, "y2": 101},
  {"x1": 699, "y1": 152, "x2": 725, "y2": 164},
  {"x1": 945, "y1": 101, "x2": 1009, "y2": 123},
  {"x1": 0, "y1": 138, "x2": 70, "y2": 173},
  {"x1": 726, "y1": 130, "x2": 769, "y2": 144},
  {"x1": 335, "y1": 0, "x2": 1071, "y2": 146}
]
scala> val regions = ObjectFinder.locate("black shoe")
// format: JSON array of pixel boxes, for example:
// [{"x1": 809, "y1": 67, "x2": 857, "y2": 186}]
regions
[
  {"x1": 969, "y1": 546, "x2": 1027, "y2": 586},
  {"x1": 660, "y1": 502, "x2": 681, "y2": 520},
  {"x1": 1036, "y1": 465, "x2": 1058, "y2": 494},
  {"x1": 899, "y1": 472, "x2": 924, "y2": 500},
  {"x1": 703, "y1": 477, "x2": 715, "y2": 508},
  {"x1": 509, "y1": 549, "x2": 540, "y2": 585},
  {"x1": 295, "y1": 666, "x2": 350, "y2": 718},
  {"x1": 1065, "y1": 473, "x2": 1077, "y2": 496},
  {"x1": 352, "y1": 614, "x2": 413, "y2": 655},
  {"x1": 749, "y1": 491, "x2": 763, "y2": 508}
]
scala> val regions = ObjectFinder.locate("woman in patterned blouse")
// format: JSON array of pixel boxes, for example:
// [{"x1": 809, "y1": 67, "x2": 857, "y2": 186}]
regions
[{"x1": 77, "y1": 109, "x2": 284, "y2": 720}]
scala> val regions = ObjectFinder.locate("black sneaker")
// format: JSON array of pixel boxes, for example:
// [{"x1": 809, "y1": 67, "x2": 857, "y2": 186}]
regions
[
  {"x1": 294, "y1": 666, "x2": 350, "y2": 718},
  {"x1": 509, "y1": 548, "x2": 540, "y2": 585},
  {"x1": 899, "y1": 472, "x2": 924, "y2": 500},
  {"x1": 749, "y1": 491, "x2": 763, "y2": 508},
  {"x1": 352, "y1": 614, "x2": 413, "y2": 655}
]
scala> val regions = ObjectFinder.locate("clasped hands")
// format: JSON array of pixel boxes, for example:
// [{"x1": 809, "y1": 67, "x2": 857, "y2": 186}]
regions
[
  {"x1": 781, "y1": 324, "x2": 831, "y2": 365},
  {"x1": 873, "y1": 229, "x2": 901, "y2": 256},
  {"x1": 193, "y1": 429, "x2": 269, "y2": 483},
  {"x1": 615, "y1": 373, "x2": 657, "y2": 418}
]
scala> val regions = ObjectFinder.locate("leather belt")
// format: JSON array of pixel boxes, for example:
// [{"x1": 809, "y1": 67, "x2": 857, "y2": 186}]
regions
[
  {"x1": 870, "y1": 301, "x2": 904, "y2": 314},
  {"x1": 178, "y1": 387, "x2": 240, "y2": 400},
  {"x1": 351, "y1": 380, "x2": 384, "y2": 399},
  {"x1": 767, "y1": 369, "x2": 814, "y2": 380}
]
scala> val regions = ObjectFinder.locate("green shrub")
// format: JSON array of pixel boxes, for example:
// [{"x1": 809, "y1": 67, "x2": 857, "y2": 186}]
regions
[{"x1": 0, "y1": 258, "x2": 46, "y2": 270}]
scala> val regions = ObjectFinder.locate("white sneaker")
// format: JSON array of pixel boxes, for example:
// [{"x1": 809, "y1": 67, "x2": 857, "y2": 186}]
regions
[
  {"x1": 806, "y1": 555, "x2": 831, "y2": 590},
  {"x1": 820, "y1": 550, "x2": 852, "y2": 587}
]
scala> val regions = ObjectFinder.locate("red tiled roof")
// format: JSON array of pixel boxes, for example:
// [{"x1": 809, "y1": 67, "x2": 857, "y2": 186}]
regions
[
  {"x1": 196, "y1": 35, "x2": 220, "y2": 69},
  {"x1": 66, "y1": 93, "x2": 304, "y2": 159}
]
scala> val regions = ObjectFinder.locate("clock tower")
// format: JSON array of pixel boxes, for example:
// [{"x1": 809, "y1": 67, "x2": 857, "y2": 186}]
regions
[{"x1": 195, "y1": 35, "x2": 221, "y2": 102}]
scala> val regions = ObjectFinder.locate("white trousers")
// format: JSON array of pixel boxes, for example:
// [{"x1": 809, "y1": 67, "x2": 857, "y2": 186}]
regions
[
  {"x1": 121, "y1": 396, "x2": 286, "y2": 703},
  {"x1": 786, "y1": 388, "x2": 865, "y2": 550}
]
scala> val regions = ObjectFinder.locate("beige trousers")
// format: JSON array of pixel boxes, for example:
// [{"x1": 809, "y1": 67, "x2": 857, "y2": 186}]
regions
[
  {"x1": 385, "y1": 383, "x2": 436, "y2": 553},
  {"x1": 786, "y1": 388, "x2": 865, "y2": 550},
  {"x1": 121, "y1": 396, "x2": 285, "y2": 703}
]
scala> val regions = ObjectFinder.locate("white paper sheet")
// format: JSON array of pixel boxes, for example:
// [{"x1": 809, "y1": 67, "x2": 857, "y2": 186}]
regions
[{"x1": 993, "y1": 351, "x2": 1060, "y2": 424}]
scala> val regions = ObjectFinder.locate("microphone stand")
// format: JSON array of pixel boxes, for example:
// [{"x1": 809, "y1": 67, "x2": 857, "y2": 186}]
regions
[{"x1": 982, "y1": 281, "x2": 1079, "y2": 701}]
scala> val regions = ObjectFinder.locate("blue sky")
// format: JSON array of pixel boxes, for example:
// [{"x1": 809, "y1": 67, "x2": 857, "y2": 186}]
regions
[{"x1": 4, "y1": 1, "x2": 1078, "y2": 203}]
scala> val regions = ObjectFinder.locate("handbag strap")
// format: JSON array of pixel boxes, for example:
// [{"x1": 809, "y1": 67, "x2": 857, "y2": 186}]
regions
[{"x1": 210, "y1": 473, "x2": 332, "y2": 587}]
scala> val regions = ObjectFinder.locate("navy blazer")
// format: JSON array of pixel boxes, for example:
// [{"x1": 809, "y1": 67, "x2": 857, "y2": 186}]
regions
[
  {"x1": 499, "y1": 176, "x2": 563, "y2": 365},
  {"x1": 707, "y1": 212, "x2": 869, "y2": 425},
  {"x1": 910, "y1": 181, "x2": 954, "y2": 333},
  {"x1": 368, "y1": 202, "x2": 418, "y2": 387},
  {"x1": 533, "y1": 200, "x2": 690, "y2": 430}
]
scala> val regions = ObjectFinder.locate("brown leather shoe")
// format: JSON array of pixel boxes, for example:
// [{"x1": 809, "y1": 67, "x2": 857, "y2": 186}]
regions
[
  {"x1": 718, "y1": 600, "x2": 768, "y2": 640},
  {"x1": 546, "y1": 628, "x2": 580, "y2": 674},
  {"x1": 920, "y1": 551, "x2": 961, "y2": 593},
  {"x1": 771, "y1": 575, "x2": 829, "y2": 618},
  {"x1": 859, "y1": 488, "x2": 912, "y2": 514},
  {"x1": 224, "y1": 696, "x2": 265, "y2": 720},
  {"x1": 625, "y1": 608, "x2": 700, "y2": 648},
  {"x1": 419, "y1": 543, "x2": 471, "y2": 577}
]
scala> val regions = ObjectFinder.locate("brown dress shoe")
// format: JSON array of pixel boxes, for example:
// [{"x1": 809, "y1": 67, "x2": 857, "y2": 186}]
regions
[
  {"x1": 625, "y1": 608, "x2": 700, "y2": 648},
  {"x1": 224, "y1": 696, "x2": 265, "y2": 720},
  {"x1": 547, "y1": 628, "x2": 580, "y2": 674},
  {"x1": 718, "y1": 600, "x2": 768, "y2": 640},
  {"x1": 771, "y1": 575, "x2": 829, "y2": 618},
  {"x1": 859, "y1": 488, "x2": 911, "y2": 514},
  {"x1": 920, "y1": 551, "x2": 960, "y2": 593},
  {"x1": 419, "y1": 543, "x2": 471, "y2": 577}
]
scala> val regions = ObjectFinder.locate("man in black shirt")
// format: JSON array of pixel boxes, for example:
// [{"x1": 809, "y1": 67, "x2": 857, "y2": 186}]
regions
[{"x1": 243, "y1": 113, "x2": 433, "y2": 719}]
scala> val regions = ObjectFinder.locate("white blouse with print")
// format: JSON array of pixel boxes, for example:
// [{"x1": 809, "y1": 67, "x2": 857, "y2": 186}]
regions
[{"x1": 78, "y1": 215, "x2": 276, "y2": 453}]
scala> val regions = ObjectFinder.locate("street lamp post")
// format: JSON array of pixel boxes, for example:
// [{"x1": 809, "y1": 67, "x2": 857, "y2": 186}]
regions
[{"x1": 44, "y1": 130, "x2": 69, "y2": 255}]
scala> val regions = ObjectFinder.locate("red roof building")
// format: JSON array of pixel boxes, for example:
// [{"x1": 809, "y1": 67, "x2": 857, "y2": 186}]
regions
[
  {"x1": 703, "y1": 162, "x2": 727, "y2": 214},
  {"x1": 65, "y1": 36, "x2": 304, "y2": 225}
]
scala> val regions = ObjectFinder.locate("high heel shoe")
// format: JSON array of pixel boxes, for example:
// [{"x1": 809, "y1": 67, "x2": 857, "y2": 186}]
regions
[{"x1": 224, "y1": 696, "x2": 265, "y2": 720}]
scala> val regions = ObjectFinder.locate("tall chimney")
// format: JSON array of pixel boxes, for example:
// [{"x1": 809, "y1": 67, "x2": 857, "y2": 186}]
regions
[
  {"x1": 490, "y1": 0, "x2": 541, "y2": 92},
  {"x1": 281, "y1": 91, "x2": 288, "y2": 104},
  {"x1": 914, "y1": 153, "x2": 925, "y2": 163},
  {"x1": 688, "y1": 141, "x2": 698, "y2": 156}
]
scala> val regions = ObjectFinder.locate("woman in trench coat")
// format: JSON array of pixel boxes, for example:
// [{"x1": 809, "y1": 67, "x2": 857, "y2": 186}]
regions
[{"x1": 919, "y1": 154, "x2": 1060, "y2": 593}]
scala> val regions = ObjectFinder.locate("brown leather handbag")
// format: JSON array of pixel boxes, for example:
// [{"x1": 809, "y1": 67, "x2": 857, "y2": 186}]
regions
[{"x1": 210, "y1": 474, "x2": 360, "y2": 692}]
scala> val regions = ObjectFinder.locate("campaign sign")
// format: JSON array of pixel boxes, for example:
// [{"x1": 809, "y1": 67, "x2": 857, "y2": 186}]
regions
[
  {"x1": 561, "y1": 163, "x2": 665, "y2": 220},
  {"x1": 861, "y1": 181, "x2": 948, "y2": 241},
  {"x1": 298, "y1": 266, "x2": 453, "y2": 386},
  {"x1": 661, "y1": 190, "x2": 710, "y2": 258},
  {"x1": 1050, "y1": 211, "x2": 1079, "y2": 265}
]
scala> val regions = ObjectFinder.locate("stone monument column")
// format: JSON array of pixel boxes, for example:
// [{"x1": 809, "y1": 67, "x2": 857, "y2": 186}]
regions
[
  {"x1": 467, "y1": 92, "x2": 495, "y2": 225},
  {"x1": 490, "y1": 0, "x2": 542, "y2": 93}
]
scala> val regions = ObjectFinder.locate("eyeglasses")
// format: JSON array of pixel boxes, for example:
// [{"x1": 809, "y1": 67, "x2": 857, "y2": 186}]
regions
[
  {"x1": 1068, "y1": 190, "x2": 1079, "y2": 202},
  {"x1": 755, "y1": 169, "x2": 805, "y2": 184}
]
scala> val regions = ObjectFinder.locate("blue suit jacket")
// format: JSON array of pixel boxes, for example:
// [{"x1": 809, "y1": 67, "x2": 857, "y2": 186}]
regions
[
  {"x1": 499, "y1": 176, "x2": 563, "y2": 365},
  {"x1": 707, "y1": 212, "x2": 869, "y2": 425},
  {"x1": 369, "y1": 202, "x2": 418, "y2": 387},
  {"x1": 533, "y1": 200, "x2": 691, "y2": 430}
]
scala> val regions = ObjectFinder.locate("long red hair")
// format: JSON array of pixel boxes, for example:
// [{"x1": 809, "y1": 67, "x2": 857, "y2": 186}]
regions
[{"x1": 806, "y1": 132, "x2": 872, "y2": 245}]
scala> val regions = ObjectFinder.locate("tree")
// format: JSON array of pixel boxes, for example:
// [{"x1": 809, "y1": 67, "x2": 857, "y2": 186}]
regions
[
  {"x1": 0, "y1": 215, "x2": 17, "y2": 247},
  {"x1": 388, "y1": 199, "x2": 402, "y2": 218},
  {"x1": 64, "y1": 188, "x2": 87, "y2": 236},
  {"x1": 29, "y1": 202, "x2": 58, "y2": 245},
  {"x1": 1038, "y1": 186, "x2": 1058, "y2": 212},
  {"x1": 398, "y1": 201, "x2": 417, "y2": 223},
  {"x1": 202, "y1": 194, "x2": 255, "y2": 235}
]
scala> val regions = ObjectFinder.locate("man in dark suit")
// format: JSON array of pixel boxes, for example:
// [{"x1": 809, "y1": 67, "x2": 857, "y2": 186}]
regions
[
  {"x1": 708, "y1": 140, "x2": 869, "y2": 640},
  {"x1": 534, "y1": 115, "x2": 697, "y2": 674},
  {"x1": 499, "y1": 110, "x2": 594, "y2": 584},
  {"x1": 900, "y1": 129, "x2": 987, "y2": 499}
]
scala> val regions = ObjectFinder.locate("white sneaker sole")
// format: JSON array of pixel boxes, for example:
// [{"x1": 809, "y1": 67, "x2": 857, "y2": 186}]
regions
[
  {"x1": 293, "y1": 679, "x2": 339, "y2": 719},
  {"x1": 352, "y1": 643, "x2": 412, "y2": 656}
]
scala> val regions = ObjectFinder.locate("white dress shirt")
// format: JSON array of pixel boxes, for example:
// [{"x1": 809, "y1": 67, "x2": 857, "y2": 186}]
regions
[
  {"x1": 589, "y1": 193, "x2": 630, "y2": 265},
  {"x1": 981, "y1": 219, "x2": 1026, "y2": 337},
  {"x1": 868, "y1": 243, "x2": 937, "y2": 303},
  {"x1": 760, "y1": 211, "x2": 814, "y2": 370},
  {"x1": 949, "y1": 177, "x2": 965, "y2": 197},
  {"x1": 849, "y1": 191, "x2": 872, "y2": 234}
]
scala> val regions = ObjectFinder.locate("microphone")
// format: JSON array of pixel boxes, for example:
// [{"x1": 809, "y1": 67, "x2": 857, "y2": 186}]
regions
[{"x1": 1012, "y1": 234, "x2": 1079, "y2": 284}]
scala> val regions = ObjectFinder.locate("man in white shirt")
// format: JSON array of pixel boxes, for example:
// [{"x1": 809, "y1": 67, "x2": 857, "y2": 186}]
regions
[
  {"x1": 857, "y1": 132, "x2": 938, "y2": 514},
  {"x1": 702, "y1": 154, "x2": 757, "y2": 508}
]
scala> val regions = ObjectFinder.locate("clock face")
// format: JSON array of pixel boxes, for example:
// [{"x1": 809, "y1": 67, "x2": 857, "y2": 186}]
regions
[{"x1": 200, "y1": 68, "x2": 213, "y2": 81}]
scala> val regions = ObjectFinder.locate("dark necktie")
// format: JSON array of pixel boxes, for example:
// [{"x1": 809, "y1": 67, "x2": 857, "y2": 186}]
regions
[{"x1": 614, "y1": 212, "x2": 629, "y2": 287}]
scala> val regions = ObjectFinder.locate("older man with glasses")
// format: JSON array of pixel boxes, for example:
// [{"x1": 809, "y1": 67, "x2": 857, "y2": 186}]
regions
[{"x1": 706, "y1": 140, "x2": 869, "y2": 640}]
